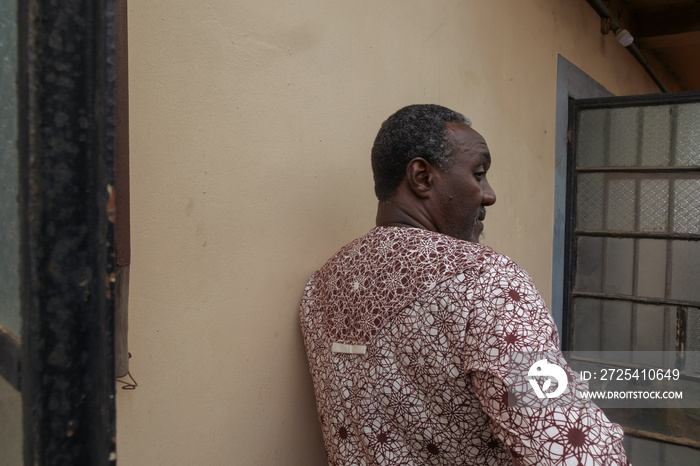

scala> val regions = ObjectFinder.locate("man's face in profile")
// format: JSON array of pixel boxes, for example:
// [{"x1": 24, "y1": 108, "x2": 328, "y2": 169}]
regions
[{"x1": 430, "y1": 122, "x2": 497, "y2": 243}]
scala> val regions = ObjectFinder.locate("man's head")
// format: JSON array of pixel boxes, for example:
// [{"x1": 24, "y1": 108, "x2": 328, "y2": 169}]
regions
[
  {"x1": 372, "y1": 104, "x2": 471, "y2": 202},
  {"x1": 372, "y1": 104, "x2": 496, "y2": 243}
]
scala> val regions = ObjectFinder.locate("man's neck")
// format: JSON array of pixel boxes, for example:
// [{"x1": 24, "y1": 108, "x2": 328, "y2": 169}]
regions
[{"x1": 375, "y1": 199, "x2": 436, "y2": 232}]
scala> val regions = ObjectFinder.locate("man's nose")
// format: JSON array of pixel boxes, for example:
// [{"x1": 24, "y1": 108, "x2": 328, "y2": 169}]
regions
[{"x1": 483, "y1": 180, "x2": 496, "y2": 206}]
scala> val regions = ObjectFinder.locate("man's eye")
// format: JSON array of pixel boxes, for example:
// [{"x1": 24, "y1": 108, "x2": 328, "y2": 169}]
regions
[{"x1": 474, "y1": 171, "x2": 485, "y2": 179}]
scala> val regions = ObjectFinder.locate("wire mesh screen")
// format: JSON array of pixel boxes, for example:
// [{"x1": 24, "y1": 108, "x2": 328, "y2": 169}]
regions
[
  {"x1": 576, "y1": 172, "x2": 700, "y2": 234},
  {"x1": 577, "y1": 103, "x2": 700, "y2": 167}
]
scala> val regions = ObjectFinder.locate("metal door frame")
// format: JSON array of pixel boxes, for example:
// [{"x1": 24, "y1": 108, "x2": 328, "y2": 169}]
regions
[{"x1": 0, "y1": 1, "x2": 117, "y2": 464}]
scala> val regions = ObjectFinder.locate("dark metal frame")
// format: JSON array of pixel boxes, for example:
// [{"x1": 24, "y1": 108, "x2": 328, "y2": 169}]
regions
[{"x1": 0, "y1": 0, "x2": 117, "y2": 464}]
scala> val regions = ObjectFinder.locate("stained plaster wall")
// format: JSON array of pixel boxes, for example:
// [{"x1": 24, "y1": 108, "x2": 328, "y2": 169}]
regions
[{"x1": 117, "y1": 1, "x2": 662, "y2": 464}]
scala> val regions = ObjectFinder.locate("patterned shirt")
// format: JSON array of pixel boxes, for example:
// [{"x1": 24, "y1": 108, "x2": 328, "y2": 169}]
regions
[{"x1": 300, "y1": 226, "x2": 629, "y2": 465}]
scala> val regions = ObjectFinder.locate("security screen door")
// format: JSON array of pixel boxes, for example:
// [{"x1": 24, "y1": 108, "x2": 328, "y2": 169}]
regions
[{"x1": 565, "y1": 91, "x2": 700, "y2": 454}]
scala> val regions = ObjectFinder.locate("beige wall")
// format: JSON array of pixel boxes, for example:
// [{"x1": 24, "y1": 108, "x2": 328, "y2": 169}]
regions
[
  {"x1": 117, "y1": 1, "x2": 662, "y2": 464},
  {"x1": 0, "y1": 377, "x2": 21, "y2": 466}
]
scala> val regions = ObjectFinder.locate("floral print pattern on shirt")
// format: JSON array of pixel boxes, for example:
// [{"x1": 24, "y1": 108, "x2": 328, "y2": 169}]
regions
[{"x1": 300, "y1": 226, "x2": 629, "y2": 465}]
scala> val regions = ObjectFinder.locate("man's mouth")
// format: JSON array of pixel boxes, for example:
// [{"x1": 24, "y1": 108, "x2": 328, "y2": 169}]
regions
[{"x1": 477, "y1": 209, "x2": 486, "y2": 222}]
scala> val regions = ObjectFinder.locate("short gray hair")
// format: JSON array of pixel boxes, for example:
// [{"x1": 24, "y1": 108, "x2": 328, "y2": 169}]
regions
[{"x1": 371, "y1": 104, "x2": 470, "y2": 202}]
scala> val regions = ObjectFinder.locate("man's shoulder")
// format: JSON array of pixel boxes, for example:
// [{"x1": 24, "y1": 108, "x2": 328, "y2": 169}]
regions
[
  {"x1": 301, "y1": 227, "x2": 496, "y2": 343},
  {"x1": 305, "y1": 227, "x2": 516, "y2": 295},
  {"x1": 324, "y1": 226, "x2": 490, "y2": 268}
]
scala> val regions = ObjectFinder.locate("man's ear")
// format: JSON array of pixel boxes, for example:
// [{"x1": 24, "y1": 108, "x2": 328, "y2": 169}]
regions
[{"x1": 405, "y1": 157, "x2": 435, "y2": 198}]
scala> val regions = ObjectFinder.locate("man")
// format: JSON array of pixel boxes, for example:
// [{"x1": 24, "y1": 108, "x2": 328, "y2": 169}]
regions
[{"x1": 300, "y1": 104, "x2": 629, "y2": 465}]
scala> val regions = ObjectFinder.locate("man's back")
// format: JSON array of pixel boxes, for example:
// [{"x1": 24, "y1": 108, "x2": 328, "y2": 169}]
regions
[{"x1": 300, "y1": 226, "x2": 628, "y2": 465}]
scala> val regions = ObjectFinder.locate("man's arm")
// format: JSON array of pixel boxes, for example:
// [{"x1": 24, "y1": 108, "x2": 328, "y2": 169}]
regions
[
  {"x1": 464, "y1": 252, "x2": 630, "y2": 465},
  {"x1": 470, "y1": 371, "x2": 629, "y2": 465}
]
